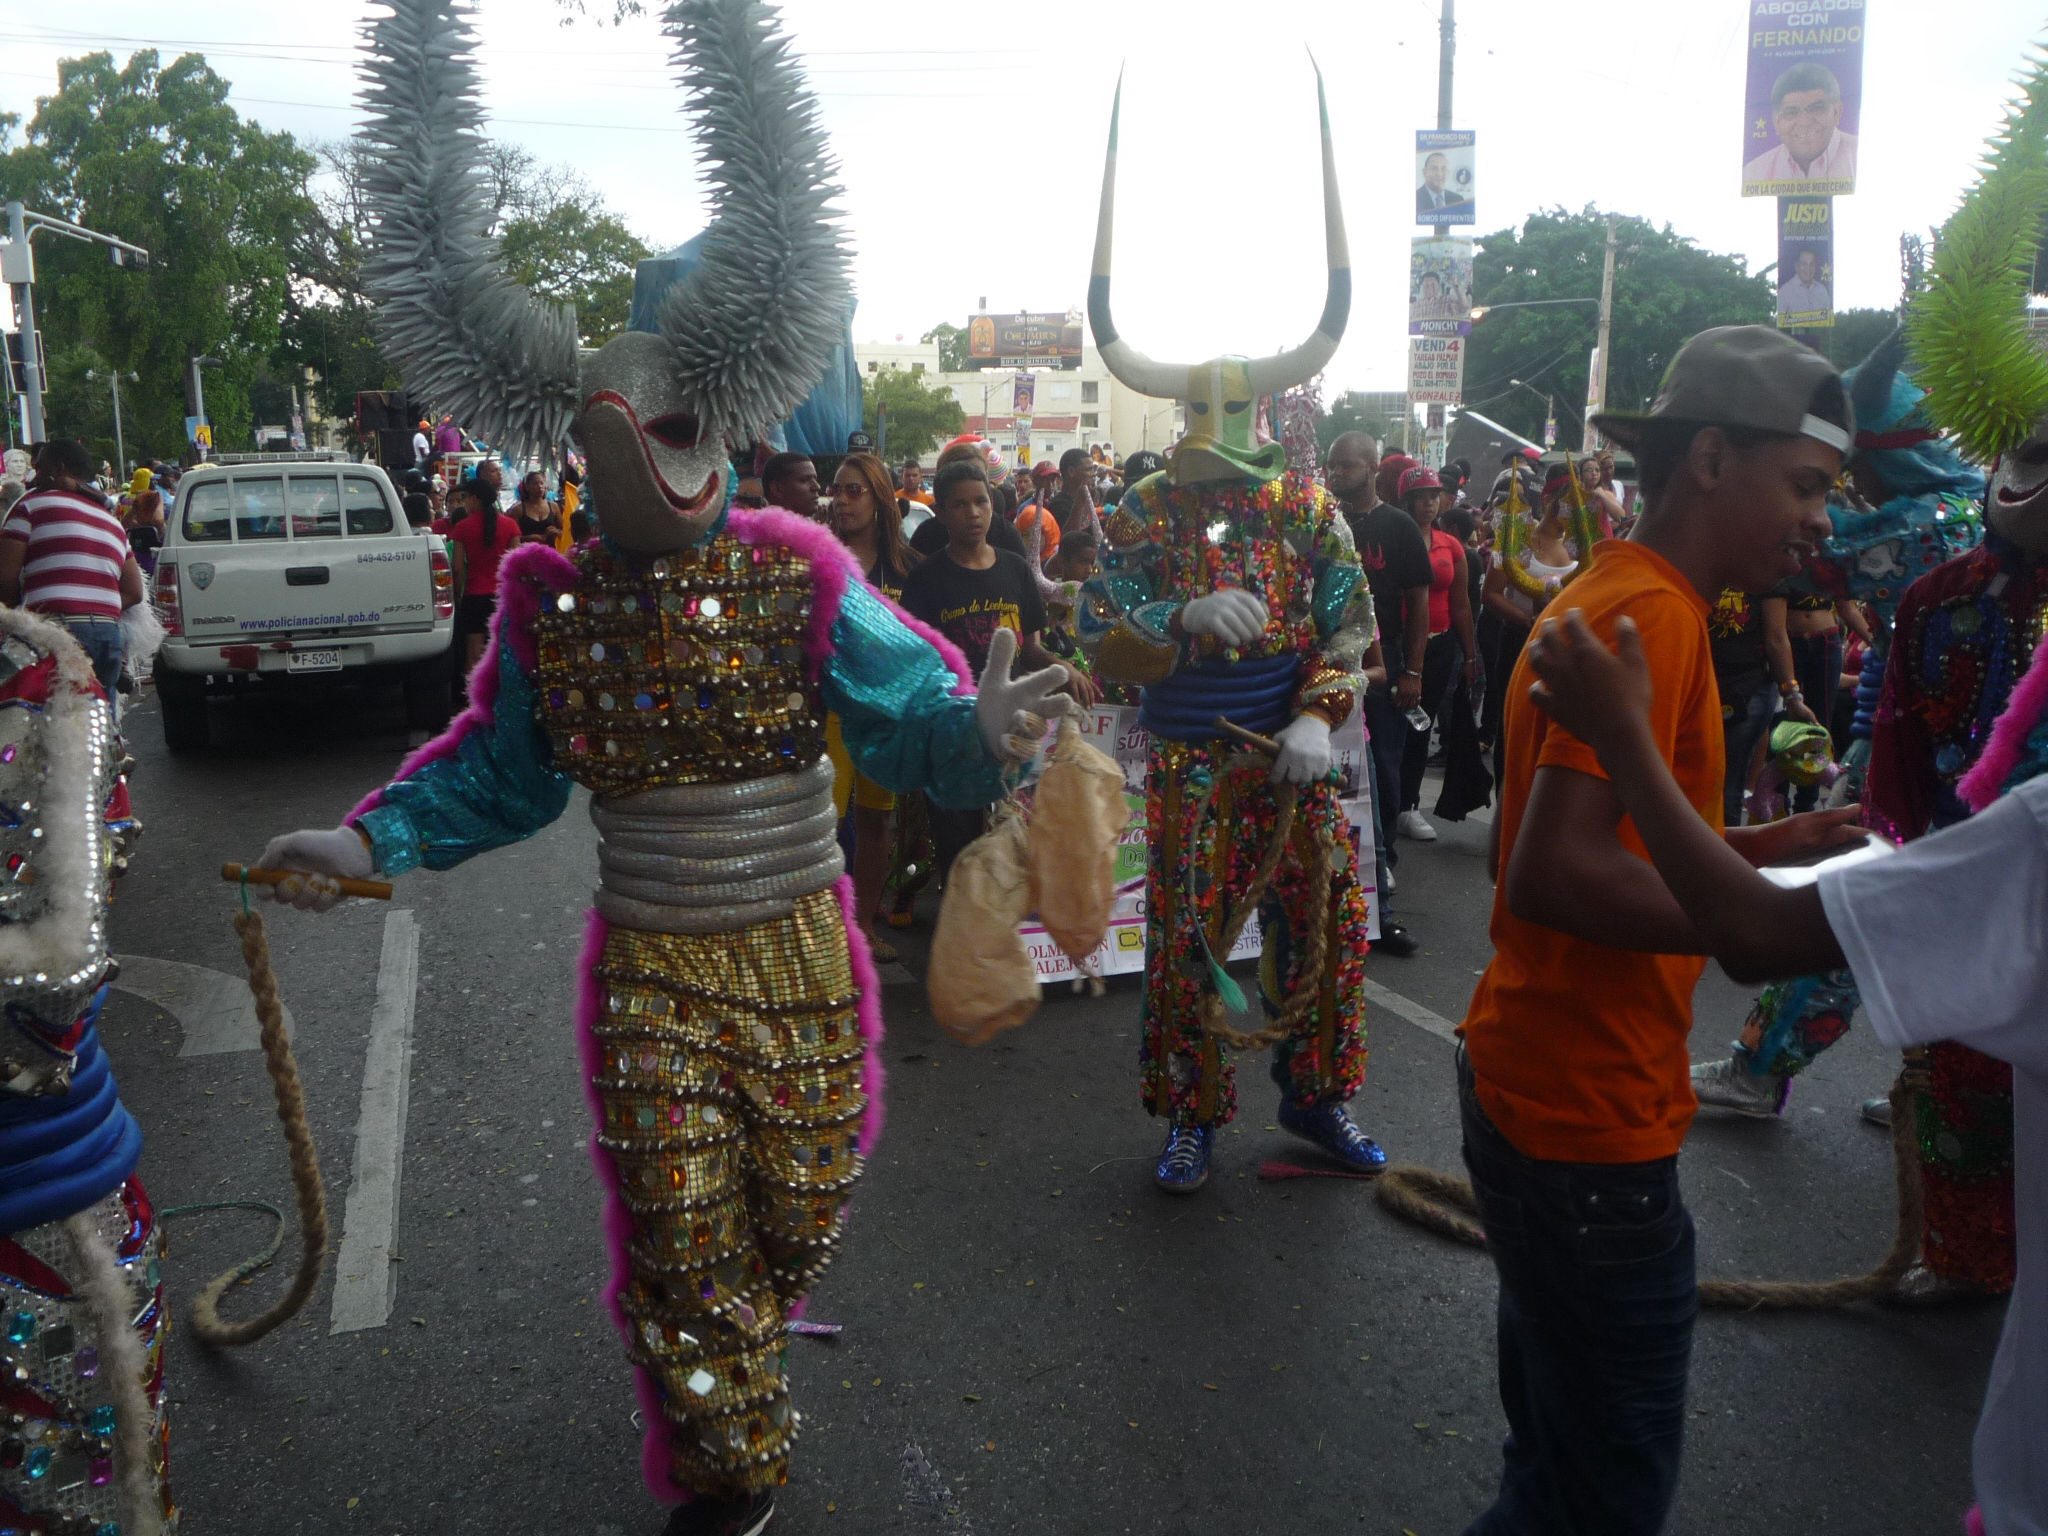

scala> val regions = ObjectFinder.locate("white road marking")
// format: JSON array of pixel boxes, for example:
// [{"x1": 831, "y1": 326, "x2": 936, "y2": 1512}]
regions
[
  {"x1": 1363, "y1": 977, "x2": 1459, "y2": 1045},
  {"x1": 330, "y1": 909, "x2": 421, "y2": 1335},
  {"x1": 110, "y1": 955, "x2": 295, "y2": 1056}
]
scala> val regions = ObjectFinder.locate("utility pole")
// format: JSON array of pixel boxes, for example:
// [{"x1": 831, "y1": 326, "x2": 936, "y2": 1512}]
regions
[
  {"x1": 1412, "y1": 0, "x2": 1455, "y2": 460},
  {"x1": 1585, "y1": 213, "x2": 1619, "y2": 452},
  {"x1": 85, "y1": 368, "x2": 137, "y2": 475},
  {"x1": 3, "y1": 200, "x2": 149, "y2": 447}
]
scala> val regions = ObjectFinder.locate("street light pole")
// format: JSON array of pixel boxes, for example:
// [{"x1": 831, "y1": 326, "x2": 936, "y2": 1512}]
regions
[
  {"x1": 84, "y1": 368, "x2": 137, "y2": 475},
  {"x1": 3, "y1": 200, "x2": 149, "y2": 449}
]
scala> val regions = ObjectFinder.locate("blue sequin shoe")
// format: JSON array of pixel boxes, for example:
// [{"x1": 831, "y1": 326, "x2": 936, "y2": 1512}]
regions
[
  {"x1": 1153, "y1": 1121, "x2": 1215, "y2": 1194},
  {"x1": 1276, "y1": 1100, "x2": 1388, "y2": 1175}
]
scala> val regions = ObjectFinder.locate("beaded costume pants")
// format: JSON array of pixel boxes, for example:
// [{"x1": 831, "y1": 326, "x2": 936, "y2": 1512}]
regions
[
  {"x1": 1139, "y1": 741, "x2": 1371, "y2": 1126},
  {"x1": 587, "y1": 891, "x2": 867, "y2": 1497},
  {"x1": 1730, "y1": 975, "x2": 2016, "y2": 1290},
  {"x1": 0, "y1": 1178, "x2": 174, "y2": 1535}
]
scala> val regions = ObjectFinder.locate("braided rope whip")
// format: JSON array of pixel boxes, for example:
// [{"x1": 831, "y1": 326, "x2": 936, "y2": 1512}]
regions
[
  {"x1": 179, "y1": 909, "x2": 330, "y2": 1346},
  {"x1": 1186, "y1": 754, "x2": 1338, "y2": 1053},
  {"x1": 1376, "y1": 1065, "x2": 1928, "y2": 1311}
]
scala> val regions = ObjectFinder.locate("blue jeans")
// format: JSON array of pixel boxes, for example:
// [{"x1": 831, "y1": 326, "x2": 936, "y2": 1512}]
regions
[
  {"x1": 62, "y1": 618, "x2": 125, "y2": 696},
  {"x1": 1458, "y1": 1047, "x2": 1696, "y2": 1536},
  {"x1": 1720, "y1": 675, "x2": 1774, "y2": 824}
]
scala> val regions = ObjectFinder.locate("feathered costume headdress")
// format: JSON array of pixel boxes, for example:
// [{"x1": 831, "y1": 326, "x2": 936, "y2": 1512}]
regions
[{"x1": 1905, "y1": 47, "x2": 2048, "y2": 463}]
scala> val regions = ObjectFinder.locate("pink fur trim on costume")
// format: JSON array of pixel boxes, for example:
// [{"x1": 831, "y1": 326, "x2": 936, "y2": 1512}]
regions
[
  {"x1": 573, "y1": 907, "x2": 693, "y2": 1506},
  {"x1": 1960, "y1": 636, "x2": 2048, "y2": 811},
  {"x1": 1964, "y1": 1506, "x2": 1985, "y2": 1536},
  {"x1": 834, "y1": 873, "x2": 889, "y2": 1160},
  {"x1": 349, "y1": 542, "x2": 578, "y2": 822}
]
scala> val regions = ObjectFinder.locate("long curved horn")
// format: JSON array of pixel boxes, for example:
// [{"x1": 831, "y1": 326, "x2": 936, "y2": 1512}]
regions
[
  {"x1": 657, "y1": 0, "x2": 852, "y2": 446},
  {"x1": 1244, "y1": 61, "x2": 1352, "y2": 400},
  {"x1": 1845, "y1": 323, "x2": 1907, "y2": 434},
  {"x1": 357, "y1": 0, "x2": 579, "y2": 461},
  {"x1": 1087, "y1": 72, "x2": 1195, "y2": 400}
]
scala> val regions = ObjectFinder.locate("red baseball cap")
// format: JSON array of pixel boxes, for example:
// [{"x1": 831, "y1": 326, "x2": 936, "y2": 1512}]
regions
[{"x1": 1398, "y1": 465, "x2": 1442, "y2": 498}]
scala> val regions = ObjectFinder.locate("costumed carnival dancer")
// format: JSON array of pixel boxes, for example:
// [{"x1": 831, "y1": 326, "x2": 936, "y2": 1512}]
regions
[
  {"x1": 0, "y1": 609, "x2": 173, "y2": 1536},
  {"x1": 1074, "y1": 70, "x2": 1388, "y2": 1193},
  {"x1": 1683, "y1": 64, "x2": 2048, "y2": 1301},
  {"x1": 250, "y1": 4, "x2": 1073, "y2": 1533}
]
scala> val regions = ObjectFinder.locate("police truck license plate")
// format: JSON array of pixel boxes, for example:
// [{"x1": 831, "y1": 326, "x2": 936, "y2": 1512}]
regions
[{"x1": 286, "y1": 648, "x2": 343, "y2": 673}]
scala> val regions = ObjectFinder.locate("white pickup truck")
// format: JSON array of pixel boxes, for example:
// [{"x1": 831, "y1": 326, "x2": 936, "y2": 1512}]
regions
[{"x1": 152, "y1": 456, "x2": 456, "y2": 751}]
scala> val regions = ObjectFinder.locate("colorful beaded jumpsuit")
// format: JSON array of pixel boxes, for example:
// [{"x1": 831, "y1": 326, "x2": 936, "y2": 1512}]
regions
[
  {"x1": 276, "y1": 0, "x2": 1038, "y2": 1511},
  {"x1": 0, "y1": 611, "x2": 171, "y2": 1536},
  {"x1": 1074, "y1": 73, "x2": 1386, "y2": 1181}
]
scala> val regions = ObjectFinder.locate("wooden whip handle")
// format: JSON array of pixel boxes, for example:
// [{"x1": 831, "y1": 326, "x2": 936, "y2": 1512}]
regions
[
  {"x1": 1211, "y1": 715, "x2": 1284, "y2": 757},
  {"x1": 221, "y1": 863, "x2": 394, "y2": 901}
]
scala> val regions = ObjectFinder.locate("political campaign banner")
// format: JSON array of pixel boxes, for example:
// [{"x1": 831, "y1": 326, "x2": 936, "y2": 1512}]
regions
[
  {"x1": 1741, "y1": 0, "x2": 1865, "y2": 197},
  {"x1": 1409, "y1": 237, "x2": 1474, "y2": 337},
  {"x1": 1012, "y1": 371, "x2": 1035, "y2": 416},
  {"x1": 1407, "y1": 336, "x2": 1466, "y2": 404},
  {"x1": 1017, "y1": 705, "x2": 1379, "y2": 982},
  {"x1": 1776, "y1": 196, "x2": 1836, "y2": 328},
  {"x1": 1415, "y1": 129, "x2": 1476, "y2": 225}
]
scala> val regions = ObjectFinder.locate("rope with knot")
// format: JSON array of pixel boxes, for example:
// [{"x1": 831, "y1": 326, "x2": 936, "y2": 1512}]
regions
[
  {"x1": 174, "y1": 908, "x2": 330, "y2": 1346},
  {"x1": 1185, "y1": 751, "x2": 1337, "y2": 1053},
  {"x1": 1376, "y1": 1062, "x2": 1927, "y2": 1311}
]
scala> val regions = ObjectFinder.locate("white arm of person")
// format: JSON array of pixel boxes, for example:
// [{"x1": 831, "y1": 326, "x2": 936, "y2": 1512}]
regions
[
  {"x1": 1178, "y1": 588, "x2": 1269, "y2": 648},
  {"x1": 974, "y1": 627, "x2": 1076, "y2": 763},
  {"x1": 255, "y1": 826, "x2": 376, "y2": 913},
  {"x1": 1269, "y1": 712, "x2": 1333, "y2": 786}
]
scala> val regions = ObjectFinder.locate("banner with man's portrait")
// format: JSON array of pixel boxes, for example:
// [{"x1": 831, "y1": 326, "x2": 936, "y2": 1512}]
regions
[
  {"x1": 1409, "y1": 238, "x2": 1474, "y2": 337},
  {"x1": 1742, "y1": 0, "x2": 1865, "y2": 196},
  {"x1": 1415, "y1": 129, "x2": 1476, "y2": 226},
  {"x1": 1776, "y1": 197, "x2": 1835, "y2": 329}
]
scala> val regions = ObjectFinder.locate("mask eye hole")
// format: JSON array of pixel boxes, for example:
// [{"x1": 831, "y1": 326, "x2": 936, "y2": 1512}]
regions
[
  {"x1": 645, "y1": 413, "x2": 702, "y2": 451},
  {"x1": 1223, "y1": 399, "x2": 1250, "y2": 415},
  {"x1": 1189, "y1": 400, "x2": 1210, "y2": 416}
]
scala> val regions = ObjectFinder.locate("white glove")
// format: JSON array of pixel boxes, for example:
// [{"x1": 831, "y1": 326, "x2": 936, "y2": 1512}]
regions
[
  {"x1": 255, "y1": 826, "x2": 375, "y2": 913},
  {"x1": 974, "y1": 626, "x2": 1074, "y2": 763},
  {"x1": 1269, "y1": 712, "x2": 1333, "y2": 786},
  {"x1": 1178, "y1": 588, "x2": 1269, "y2": 648}
]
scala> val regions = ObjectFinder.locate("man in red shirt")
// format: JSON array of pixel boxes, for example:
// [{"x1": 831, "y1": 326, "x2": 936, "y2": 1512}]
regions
[{"x1": 0, "y1": 438, "x2": 145, "y2": 693}]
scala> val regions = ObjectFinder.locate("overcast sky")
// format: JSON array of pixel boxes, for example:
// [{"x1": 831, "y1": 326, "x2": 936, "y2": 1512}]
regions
[{"x1": 3, "y1": 2, "x2": 2040, "y2": 392}]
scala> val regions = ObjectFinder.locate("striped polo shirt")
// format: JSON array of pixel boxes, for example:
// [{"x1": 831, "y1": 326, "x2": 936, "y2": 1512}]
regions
[{"x1": 2, "y1": 488, "x2": 129, "y2": 619}]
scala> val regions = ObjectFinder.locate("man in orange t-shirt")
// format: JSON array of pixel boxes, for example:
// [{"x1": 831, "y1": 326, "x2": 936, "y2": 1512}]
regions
[{"x1": 1455, "y1": 326, "x2": 1860, "y2": 1536}]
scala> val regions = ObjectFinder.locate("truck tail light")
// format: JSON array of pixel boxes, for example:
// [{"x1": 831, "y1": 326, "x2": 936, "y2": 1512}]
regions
[
  {"x1": 154, "y1": 562, "x2": 182, "y2": 636},
  {"x1": 430, "y1": 546, "x2": 455, "y2": 620}
]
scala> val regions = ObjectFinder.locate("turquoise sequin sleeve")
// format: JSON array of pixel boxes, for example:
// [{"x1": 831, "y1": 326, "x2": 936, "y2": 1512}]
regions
[
  {"x1": 823, "y1": 581, "x2": 1005, "y2": 811},
  {"x1": 356, "y1": 643, "x2": 574, "y2": 874}
]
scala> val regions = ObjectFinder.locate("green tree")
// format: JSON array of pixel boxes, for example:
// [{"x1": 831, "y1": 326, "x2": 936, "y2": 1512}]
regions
[
  {"x1": 1812, "y1": 307, "x2": 1900, "y2": 370},
  {"x1": 1316, "y1": 391, "x2": 1405, "y2": 460},
  {"x1": 500, "y1": 203, "x2": 651, "y2": 347},
  {"x1": 921, "y1": 322, "x2": 969, "y2": 372},
  {"x1": 0, "y1": 50, "x2": 318, "y2": 462},
  {"x1": 863, "y1": 367, "x2": 963, "y2": 461},
  {"x1": 1463, "y1": 207, "x2": 1774, "y2": 450}
]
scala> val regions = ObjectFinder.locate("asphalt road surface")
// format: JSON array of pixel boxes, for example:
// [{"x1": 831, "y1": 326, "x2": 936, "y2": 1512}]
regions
[{"x1": 102, "y1": 677, "x2": 2002, "y2": 1536}]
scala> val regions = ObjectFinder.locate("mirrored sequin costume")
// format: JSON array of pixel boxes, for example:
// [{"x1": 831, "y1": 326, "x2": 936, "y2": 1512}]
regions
[
  {"x1": 348, "y1": 523, "x2": 1002, "y2": 1498},
  {"x1": 1080, "y1": 473, "x2": 1376, "y2": 1123},
  {"x1": 1073, "y1": 68, "x2": 1379, "y2": 1130},
  {"x1": 0, "y1": 611, "x2": 172, "y2": 1536}
]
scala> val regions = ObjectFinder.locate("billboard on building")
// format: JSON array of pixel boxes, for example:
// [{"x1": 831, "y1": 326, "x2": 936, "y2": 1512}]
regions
[
  {"x1": 965, "y1": 311, "x2": 1086, "y2": 369},
  {"x1": 1407, "y1": 337, "x2": 1466, "y2": 403},
  {"x1": 1415, "y1": 130, "x2": 1476, "y2": 225},
  {"x1": 1776, "y1": 197, "x2": 1836, "y2": 328},
  {"x1": 1409, "y1": 238, "x2": 1475, "y2": 337},
  {"x1": 1741, "y1": 0, "x2": 1864, "y2": 196}
]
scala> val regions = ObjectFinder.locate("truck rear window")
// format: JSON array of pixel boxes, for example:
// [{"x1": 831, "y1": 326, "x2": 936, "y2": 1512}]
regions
[
  {"x1": 234, "y1": 478, "x2": 287, "y2": 541},
  {"x1": 182, "y1": 482, "x2": 230, "y2": 543},
  {"x1": 343, "y1": 475, "x2": 394, "y2": 535},
  {"x1": 289, "y1": 475, "x2": 342, "y2": 538}
]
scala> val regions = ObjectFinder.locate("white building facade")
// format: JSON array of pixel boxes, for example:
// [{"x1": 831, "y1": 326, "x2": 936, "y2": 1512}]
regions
[{"x1": 853, "y1": 339, "x2": 1184, "y2": 468}]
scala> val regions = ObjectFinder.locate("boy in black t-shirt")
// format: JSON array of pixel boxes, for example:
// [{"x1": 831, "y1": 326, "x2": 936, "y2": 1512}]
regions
[{"x1": 900, "y1": 460, "x2": 1095, "y2": 877}]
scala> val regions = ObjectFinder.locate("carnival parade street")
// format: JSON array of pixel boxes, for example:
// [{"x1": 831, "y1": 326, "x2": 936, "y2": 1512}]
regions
[{"x1": 94, "y1": 684, "x2": 1993, "y2": 1535}]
